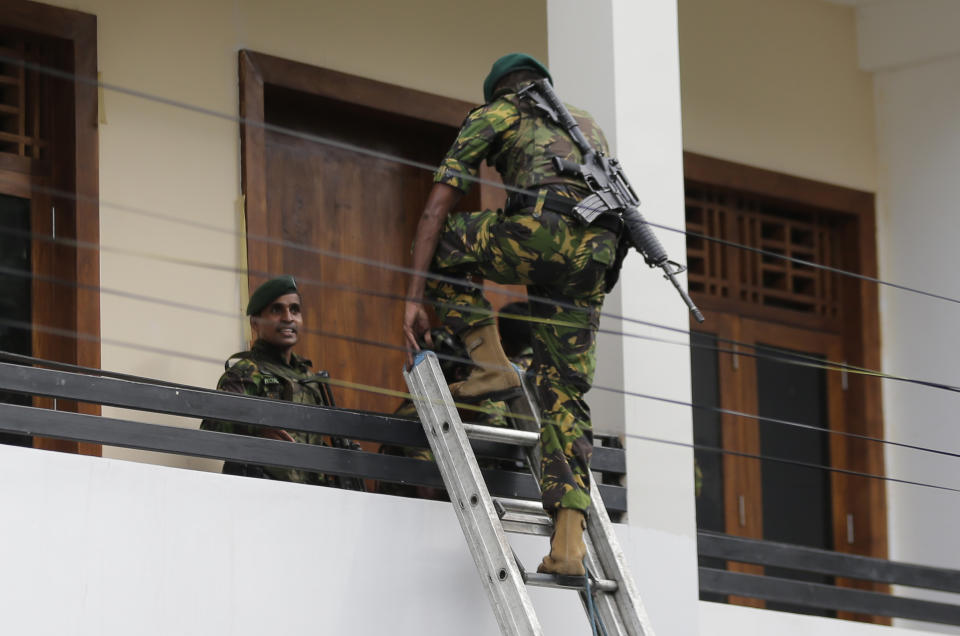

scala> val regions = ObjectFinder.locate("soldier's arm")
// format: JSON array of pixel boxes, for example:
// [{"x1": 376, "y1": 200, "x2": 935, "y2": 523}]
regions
[
  {"x1": 403, "y1": 102, "x2": 518, "y2": 363},
  {"x1": 403, "y1": 183, "x2": 463, "y2": 363},
  {"x1": 221, "y1": 371, "x2": 299, "y2": 441},
  {"x1": 433, "y1": 100, "x2": 519, "y2": 194},
  {"x1": 199, "y1": 364, "x2": 262, "y2": 437}
]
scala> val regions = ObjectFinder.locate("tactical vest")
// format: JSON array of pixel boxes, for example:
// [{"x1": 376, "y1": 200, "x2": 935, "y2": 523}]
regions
[
  {"x1": 226, "y1": 350, "x2": 334, "y2": 407},
  {"x1": 221, "y1": 350, "x2": 365, "y2": 491},
  {"x1": 494, "y1": 87, "x2": 608, "y2": 193}
]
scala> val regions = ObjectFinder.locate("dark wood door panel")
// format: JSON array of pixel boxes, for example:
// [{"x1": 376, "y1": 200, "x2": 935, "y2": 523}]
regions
[
  {"x1": 266, "y1": 131, "x2": 430, "y2": 414},
  {"x1": 261, "y1": 83, "x2": 486, "y2": 417}
]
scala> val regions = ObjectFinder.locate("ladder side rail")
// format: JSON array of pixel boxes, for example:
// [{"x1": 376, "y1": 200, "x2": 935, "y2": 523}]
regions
[
  {"x1": 508, "y1": 386, "x2": 632, "y2": 632},
  {"x1": 507, "y1": 388, "x2": 618, "y2": 629},
  {"x1": 507, "y1": 383, "x2": 543, "y2": 479},
  {"x1": 586, "y1": 480, "x2": 656, "y2": 636},
  {"x1": 509, "y1": 380, "x2": 655, "y2": 636},
  {"x1": 404, "y1": 353, "x2": 542, "y2": 636}
]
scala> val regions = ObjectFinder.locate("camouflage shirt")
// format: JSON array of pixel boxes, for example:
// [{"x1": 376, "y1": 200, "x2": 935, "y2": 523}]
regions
[
  {"x1": 200, "y1": 339, "x2": 339, "y2": 486},
  {"x1": 434, "y1": 84, "x2": 609, "y2": 195}
]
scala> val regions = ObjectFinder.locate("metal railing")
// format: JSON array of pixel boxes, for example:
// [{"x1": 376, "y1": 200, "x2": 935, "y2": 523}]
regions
[
  {"x1": 0, "y1": 360, "x2": 627, "y2": 515},
  {"x1": 698, "y1": 530, "x2": 960, "y2": 626}
]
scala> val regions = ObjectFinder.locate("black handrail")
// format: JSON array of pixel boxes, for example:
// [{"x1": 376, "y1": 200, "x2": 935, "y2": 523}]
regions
[
  {"x1": 0, "y1": 361, "x2": 627, "y2": 513},
  {"x1": 698, "y1": 530, "x2": 960, "y2": 626},
  {"x1": 0, "y1": 361, "x2": 625, "y2": 472}
]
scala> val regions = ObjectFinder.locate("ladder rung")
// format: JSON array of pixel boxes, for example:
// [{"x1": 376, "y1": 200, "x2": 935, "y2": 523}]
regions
[
  {"x1": 524, "y1": 572, "x2": 618, "y2": 594},
  {"x1": 494, "y1": 498, "x2": 552, "y2": 536},
  {"x1": 495, "y1": 497, "x2": 548, "y2": 517},
  {"x1": 463, "y1": 422, "x2": 538, "y2": 446},
  {"x1": 502, "y1": 518, "x2": 553, "y2": 536}
]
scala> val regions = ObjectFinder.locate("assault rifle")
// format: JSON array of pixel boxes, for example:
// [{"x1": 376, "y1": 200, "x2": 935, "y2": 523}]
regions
[{"x1": 518, "y1": 80, "x2": 705, "y2": 323}]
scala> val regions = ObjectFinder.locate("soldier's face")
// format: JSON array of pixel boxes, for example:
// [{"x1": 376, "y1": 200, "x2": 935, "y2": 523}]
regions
[{"x1": 251, "y1": 293, "x2": 302, "y2": 351}]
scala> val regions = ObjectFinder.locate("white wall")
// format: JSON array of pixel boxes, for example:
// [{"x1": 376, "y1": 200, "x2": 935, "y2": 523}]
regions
[
  {"x1": 679, "y1": 0, "x2": 877, "y2": 192},
  {"x1": 856, "y1": 1, "x2": 960, "y2": 631},
  {"x1": 2, "y1": 444, "x2": 947, "y2": 636},
  {"x1": 0, "y1": 443, "x2": 630, "y2": 635},
  {"x1": 699, "y1": 601, "x2": 933, "y2": 636}
]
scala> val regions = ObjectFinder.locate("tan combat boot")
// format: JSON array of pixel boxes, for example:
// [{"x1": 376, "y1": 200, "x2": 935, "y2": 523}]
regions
[
  {"x1": 448, "y1": 324, "x2": 521, "y2": 401},
  {"x1": 537, "y1": 508, "x2": 587, "y2": 576}
]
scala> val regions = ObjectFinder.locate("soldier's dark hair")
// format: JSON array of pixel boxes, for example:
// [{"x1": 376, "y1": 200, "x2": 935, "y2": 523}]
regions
[
  {"x1": 497, "y1": 302, "x2": 532, "y2": 359},
  {"x1": 493, "y1": 69, "x2": 546, "y2": 97}
]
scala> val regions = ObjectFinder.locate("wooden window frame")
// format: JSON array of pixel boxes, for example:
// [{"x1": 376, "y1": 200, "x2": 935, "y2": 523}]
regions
[
  {"x1": 237, "y1": 50, "x2": 506, "y2": 294},
  {"x1": 685, "y1": 152, "x2": 887, "y2": 618},
  {"x1": 0, "y1": 0, "x2": 99, "y2": 455}
]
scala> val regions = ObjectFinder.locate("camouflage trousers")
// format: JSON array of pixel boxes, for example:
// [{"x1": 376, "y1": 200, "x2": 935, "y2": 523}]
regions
[{"x1": 426, "y1": 206, "x2": 617, "y2": 513}]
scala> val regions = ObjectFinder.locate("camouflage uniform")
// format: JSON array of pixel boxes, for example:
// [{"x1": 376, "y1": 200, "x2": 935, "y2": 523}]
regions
[
  {"x1": 201, "y1": 339, "x2": 345, "y2": 487},
  {"x1": 426, "y1": 86, "x2": 619, "y2": 513}
]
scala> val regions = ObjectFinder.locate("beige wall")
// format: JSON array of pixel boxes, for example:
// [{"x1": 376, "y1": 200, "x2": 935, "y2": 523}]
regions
[
  {"x1": 678, "y1": 0, "x2": 876, "y2": 191},
  {"x1": 33, "y1": 0, "x2": 872, "y2": 472},
  {"x1": 41, "y1": 0, "x2": 546, "y2": 468}
]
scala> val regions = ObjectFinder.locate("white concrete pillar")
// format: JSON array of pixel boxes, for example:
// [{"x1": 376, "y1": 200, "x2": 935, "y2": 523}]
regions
[
  {"x1": 849, "y1": 0, "x2": 960, "y2": 628},
  {"x1": 548, "y1": 2, "x2": 698, "y2": 634}
]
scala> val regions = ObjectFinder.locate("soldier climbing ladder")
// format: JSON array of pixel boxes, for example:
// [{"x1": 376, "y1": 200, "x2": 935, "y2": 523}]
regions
[{"x1": 403, "y1": 351, "x2": 656, "y2": 636}]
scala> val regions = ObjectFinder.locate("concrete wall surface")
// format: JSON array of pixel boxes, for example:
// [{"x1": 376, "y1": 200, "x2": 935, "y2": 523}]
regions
[
  {"x1": 0, "y1": 443, "x2": 667, "y2": 635},
  {"x1": 700, "y1": 600, "x2": 935, "y2": 636},
  {"x1": 679, "y1": 0, "x2": 877, "y2": 191},
  {"x1": 1, "y1": 444, "x2": 951, "y2": 636},
  {"x1": 864, "y1": 3, "x2": 960, "y2": 630}
]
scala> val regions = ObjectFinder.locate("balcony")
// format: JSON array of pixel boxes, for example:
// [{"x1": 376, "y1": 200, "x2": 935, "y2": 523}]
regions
[{"x1": 0, "y1": 357, "x2": 958, "y2": 635}]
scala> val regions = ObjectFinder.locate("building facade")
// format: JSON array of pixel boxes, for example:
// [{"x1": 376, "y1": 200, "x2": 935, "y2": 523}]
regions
[{"x1": 0, "y1": 0, "x2": 957, "y2": 634}]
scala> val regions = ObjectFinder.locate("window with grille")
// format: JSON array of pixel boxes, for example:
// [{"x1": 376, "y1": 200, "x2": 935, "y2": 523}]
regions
[
  {"x1": 685, "y1": 183, "x2": 845, "y2": 323},
  {"x1": 0, "y1": 31, "x2": 48, "y2": 163}
]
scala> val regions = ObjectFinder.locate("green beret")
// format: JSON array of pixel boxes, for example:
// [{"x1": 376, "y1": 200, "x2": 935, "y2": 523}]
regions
[
  {"x1": 483, "y1": 53, "x2": 552, "y2": 103},
  {"x1": 246, "y1": 275, "x2": 298, "y2": 316}
]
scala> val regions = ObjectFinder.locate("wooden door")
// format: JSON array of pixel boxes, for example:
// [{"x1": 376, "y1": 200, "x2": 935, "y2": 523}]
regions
[
  {"x1": 261, "y1": 84, "x2": 480, "y2": 415},
  {"x1": 685, "y1": 153, "x2": 888, "y2": 621},
  {"x1": 693, "y1": 314, "x2": 853, "y2": 613}
]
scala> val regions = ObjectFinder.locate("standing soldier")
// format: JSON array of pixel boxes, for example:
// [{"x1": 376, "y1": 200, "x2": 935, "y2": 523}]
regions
[
  {"x1": 203, "y1": 275, "x2": 363, "y2": 490},
  {"x1": 402, "y1": 54, "x2": 624, "y2": 575}
]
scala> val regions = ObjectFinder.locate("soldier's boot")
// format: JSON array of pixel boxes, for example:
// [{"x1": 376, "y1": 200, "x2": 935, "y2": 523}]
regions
[
  {"x1": 448, "y1": 324, "x2": 521, "y2": 402},
  {"x1": 537, "y1": 508, "x2": 587, "y2": 576}
]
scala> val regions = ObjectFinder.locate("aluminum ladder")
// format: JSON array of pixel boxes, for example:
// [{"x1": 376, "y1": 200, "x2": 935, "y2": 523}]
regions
[{"x1": 403, "y1": 351, "x2": 655, "y2": 636}]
